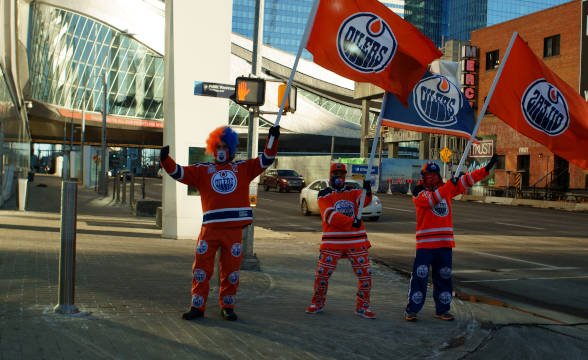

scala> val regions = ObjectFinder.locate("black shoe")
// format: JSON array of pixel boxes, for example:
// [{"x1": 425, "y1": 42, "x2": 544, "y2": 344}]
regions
[
  {"x1": 221, "y1": 308, "x2": 238, "y2": 321},
  {"x1": 182, "y1": 307, "x2": 204, "y2": 320}
]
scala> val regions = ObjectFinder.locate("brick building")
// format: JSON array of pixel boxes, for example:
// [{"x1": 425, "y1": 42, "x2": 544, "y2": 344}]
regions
[{"x1": 471, "y1": 0, "x2": 588, "y2": 192}]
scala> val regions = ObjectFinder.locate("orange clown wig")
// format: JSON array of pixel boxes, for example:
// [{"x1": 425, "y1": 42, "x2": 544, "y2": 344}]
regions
[{"x1": 205, "y1": 126, "x2": 239, "y2": 160}]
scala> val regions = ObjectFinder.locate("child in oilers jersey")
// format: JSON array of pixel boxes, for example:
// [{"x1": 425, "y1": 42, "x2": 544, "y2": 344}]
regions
[
  {"x1": 404, "y1": 154, "x2": 497, "y2": 321},
  {"x1": 160, "y1": 125, "x2": 279, "y2": 321},
  {"x1": 305, "y1": 163, "x2": 377, "y2": 319}
]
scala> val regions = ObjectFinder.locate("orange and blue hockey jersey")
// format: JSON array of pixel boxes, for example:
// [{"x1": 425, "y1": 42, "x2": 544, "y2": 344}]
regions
[
  {"x1": 318, "y1": 185, "x2": 372, "y2": 250},
  {"x1": 412, "y1": 168, "x2": 489, "y2": 249},
  {"x1": 160, "y1": 139, "x2": 278, "y2": 229}
]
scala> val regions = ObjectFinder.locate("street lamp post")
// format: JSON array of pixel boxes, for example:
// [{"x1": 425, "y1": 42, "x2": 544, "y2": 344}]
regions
[{"x1": 100, "y1": 72, "x2": 108, "y2": 196}]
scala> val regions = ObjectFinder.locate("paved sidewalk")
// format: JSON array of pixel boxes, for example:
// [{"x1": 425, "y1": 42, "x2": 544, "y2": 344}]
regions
[{"x1": 2, "y1": 175, "x2": 587, "y2": 359}]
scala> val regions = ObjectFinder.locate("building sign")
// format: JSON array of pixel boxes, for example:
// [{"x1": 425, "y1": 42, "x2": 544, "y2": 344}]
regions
[
  {"x1": 460, "y1": 45, "x2": 479, "y2": 110},
  {"x1": 469, "y1": 140, "x2": 493, "y2": 158}
]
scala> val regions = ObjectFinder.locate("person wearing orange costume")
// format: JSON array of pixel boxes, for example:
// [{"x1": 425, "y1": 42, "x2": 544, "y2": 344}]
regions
[{"x1": 160, "y1": 125, "x2": 279, "y2": 321}]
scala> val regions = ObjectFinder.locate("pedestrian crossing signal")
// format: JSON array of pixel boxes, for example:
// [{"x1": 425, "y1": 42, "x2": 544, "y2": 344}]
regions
[{"x1": 233, "y1": 77, "x2": 265, "y2": 106}]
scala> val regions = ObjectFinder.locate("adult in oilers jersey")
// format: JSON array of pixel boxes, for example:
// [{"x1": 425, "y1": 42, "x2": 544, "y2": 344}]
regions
[
  {"x1": 404, "y1": 155, "x2": 497, "y2": 322},
  {"x1": 305, "y1": 163, "x2": 377, "y2": 319},
  {"x1": 160, "y1": 125, "x2": 280, "y2": 321}
]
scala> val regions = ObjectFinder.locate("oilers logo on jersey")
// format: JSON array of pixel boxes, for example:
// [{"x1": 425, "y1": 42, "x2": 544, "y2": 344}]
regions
[
  {"x1": 431, "y1": 199, "x2": 449, "y2": 217},
  {"x1": 211, "y1": 170, "x2": 237, "y2": 194},
  {"x1": 334, "y1": 199, "x2": 355, "y2": 218}
]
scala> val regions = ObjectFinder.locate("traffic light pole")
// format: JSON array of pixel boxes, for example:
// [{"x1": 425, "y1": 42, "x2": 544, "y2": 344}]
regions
[{"x1": 241, "y1": 0, "x2": 264, "y2": 271}]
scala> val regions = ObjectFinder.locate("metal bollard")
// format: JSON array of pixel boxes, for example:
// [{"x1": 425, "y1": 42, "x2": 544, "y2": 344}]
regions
[
  {"x1": 54, "y1": 181, "x2": 79, "y2": 314},
  {"x1": 121, "y1": 175, "x2": 127, "y2": 204},
  {"x1": 129, "y1": 174, "x2": 135, "y2": 207}
]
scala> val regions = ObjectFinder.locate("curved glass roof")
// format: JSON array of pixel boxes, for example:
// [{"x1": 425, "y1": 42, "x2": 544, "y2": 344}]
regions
[{"x1": 28, "y1": 4, "x2": 164, "y2": 120}]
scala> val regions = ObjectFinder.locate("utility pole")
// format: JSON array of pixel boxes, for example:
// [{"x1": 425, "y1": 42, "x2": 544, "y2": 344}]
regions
[
  {"x1": 80, "y1": 95, "x2": 86, "y2": 186},
  {"x1": 242, "y1": 0, "x2": 264, "y2": 270},
  {"x1": 100, "y1": 72, "x2": 108, "y2": 196}
]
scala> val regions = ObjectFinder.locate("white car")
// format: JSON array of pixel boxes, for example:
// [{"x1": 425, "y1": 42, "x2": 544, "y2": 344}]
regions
[{"x1": 299, "y1": 179, "x2": 382, "y2": 221}]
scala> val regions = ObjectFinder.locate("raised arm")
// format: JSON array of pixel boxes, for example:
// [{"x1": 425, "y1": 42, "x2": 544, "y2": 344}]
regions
[
  {"x1": 247, "y1": 125, "x2": 280, "y2": 180},
  {"x1": 159, "y1": 145, "x2": 200, "y2": 187}
]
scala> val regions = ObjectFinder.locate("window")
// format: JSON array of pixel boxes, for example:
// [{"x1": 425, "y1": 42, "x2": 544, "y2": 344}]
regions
[
  {"x1": 485, "y1": 50, "x2": 499, "y2": 70},
  {"x1": 496, "y1": 155, "x2": 505, "y2": 170},
  {"x1": 309, "y1": 181, "x2": 321, "y2": 191},
  {"x1": 544, "y1": 35, "x2": 560, "y2": 57}
]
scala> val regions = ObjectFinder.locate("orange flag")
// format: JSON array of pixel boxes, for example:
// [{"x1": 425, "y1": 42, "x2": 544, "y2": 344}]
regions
[
  {"x1": 306, "y1": 0, "x2": 442, "y2": 105},
  {"x1": 488, "y1": 35, "x2": 588, "y2": 169}
]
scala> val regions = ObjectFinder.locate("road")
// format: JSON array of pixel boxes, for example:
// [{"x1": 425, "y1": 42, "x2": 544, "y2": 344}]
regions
[{"x1": 254, "y1": 188, "x2": 588, "y2": 322}]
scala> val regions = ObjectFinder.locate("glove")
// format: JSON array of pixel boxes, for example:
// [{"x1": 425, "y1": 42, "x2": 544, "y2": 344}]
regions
[
  {"x1": 450, "y1": 177, "x2": 458, "y2": 186},
  {"x1": 268, "y1": 125, "x2": 280, "y2": 140},
  {"x1": 160, "y1": 145, "x2": 169, "y2": 162},
  {"x1": 351, "y1": 217, "x2": 362, "y2": 228},
  {"x1": 362, "y1": 179, "x2": 372, "y2": 196},
  {"x1": 485, "y1": 153, "x2": 498, "y2": 172},
  {"x1": 412, "y1": 185, "x2": 425, "y2": 197},
  {"x1": 412, "y1": 184, "x2": 425, "y2": 197}
]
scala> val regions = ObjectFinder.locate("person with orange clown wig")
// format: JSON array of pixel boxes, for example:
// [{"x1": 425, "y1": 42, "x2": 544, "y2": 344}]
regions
[{"x1": 160, "y1": 125, "x2": 280, "y2": 321}]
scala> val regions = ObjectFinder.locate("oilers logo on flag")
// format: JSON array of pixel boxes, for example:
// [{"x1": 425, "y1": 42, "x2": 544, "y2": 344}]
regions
[
  {"x1": 193, "y1": 268, "x2": 206, "y2": 282},
  {"x1": 211, "y1": 170, "x2": 237, "y2": 194},
  {"x1": 228, "y1": 271, "x2": 239, "y2": 285},
  {"x1": 337, "y1": 13, "x2": 397, "y2": 73},
  {"x1": 413, "y1": 74, "x2": 462, "y2": 127},
  {"x1": 231, "y1": 243, "x2": 242, "y2": 257},
  {"x1": 522, "y1": 79, "x2": 569, "y2": 136},
  {"x1": 196, "y1": 239, "x2": 208, "y2": 254},
  {"x1": 335, "y1": 200, "x2": 355, "y2": 218},
  {"x1": 431, "y1": 199, "x2": 449, "y2": 217}
]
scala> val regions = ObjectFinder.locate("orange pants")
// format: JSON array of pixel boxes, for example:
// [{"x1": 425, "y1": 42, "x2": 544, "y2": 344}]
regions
[
  {"x1": 190, "y1": 225, "x2": 243, "y2": 311},
  {"x1": 310, "y1": 248, "x2": 372, "y2": 311}
]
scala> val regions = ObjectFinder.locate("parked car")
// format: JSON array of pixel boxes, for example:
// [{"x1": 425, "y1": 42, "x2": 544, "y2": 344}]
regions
[
  {"x1": 262, "y1": 169, "x2": 306, "y2": 192},
  {"x1": 299, "y1": 179, "x2": 382, "y2": 221}
]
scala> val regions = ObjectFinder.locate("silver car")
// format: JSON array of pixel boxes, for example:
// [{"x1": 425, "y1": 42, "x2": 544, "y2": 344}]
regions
[{"x1": 299, "y1": 179, "x2": 382, "y2": 221}]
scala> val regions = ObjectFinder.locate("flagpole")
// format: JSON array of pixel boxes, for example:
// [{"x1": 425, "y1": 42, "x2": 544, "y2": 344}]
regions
[
  {"x1": 454, "y1": 32, "x2": 518, "y2": 177},
  {"x1": 357, "y1": 92, "x2": 389, "y2": 220},
  {"x1": 267, "y1": 0, "x2": 320, "y2": 150}
]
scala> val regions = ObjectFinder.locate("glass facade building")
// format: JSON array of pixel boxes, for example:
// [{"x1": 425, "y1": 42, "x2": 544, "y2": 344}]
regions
[
  {"x1": 28, "y1": 3, "x2": 165, "y2": 121},
  {"x1": 232, "y1": 0, "x2": 405, "y2": 59},
  {"x1": 405, "y1": 0, "x2": 571, "y2": 47}
]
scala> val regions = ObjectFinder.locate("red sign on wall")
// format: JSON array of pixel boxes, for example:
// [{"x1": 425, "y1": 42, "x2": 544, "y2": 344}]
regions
[{"x1": 461, "y1": 46, "x2": 479, "y2": 110}]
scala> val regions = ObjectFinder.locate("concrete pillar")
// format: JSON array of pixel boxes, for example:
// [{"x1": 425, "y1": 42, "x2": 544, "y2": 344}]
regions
[
  {"x1": 162, "y1": 0, "x2": 232, "y2": 239},
  {"x1": 388, "y1": 142, "x2": 398, "y2": 158}
]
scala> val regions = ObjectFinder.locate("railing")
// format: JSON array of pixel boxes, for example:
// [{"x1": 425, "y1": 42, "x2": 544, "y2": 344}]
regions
[{"x1": 483, "y1": 185, "x2": 588, "y2": 203}]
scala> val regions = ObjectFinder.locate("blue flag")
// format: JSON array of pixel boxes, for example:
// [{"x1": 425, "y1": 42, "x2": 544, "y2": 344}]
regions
[{"x1": 381, "y1": 72, "x2": 476, "y2": 139}]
